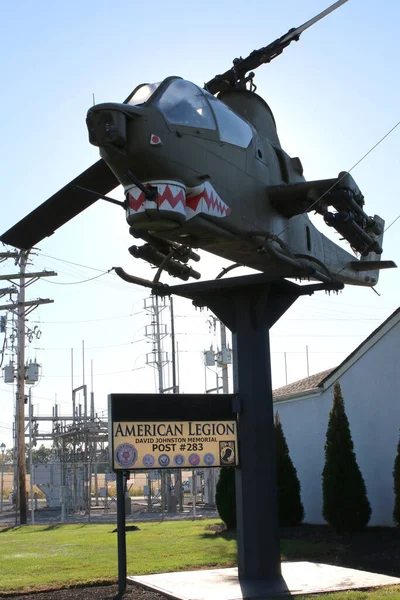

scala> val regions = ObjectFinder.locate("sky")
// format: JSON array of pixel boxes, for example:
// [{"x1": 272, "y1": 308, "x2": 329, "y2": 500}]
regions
[{"x1": 0, "y1": 0, "x2": 399, "y2": 448}]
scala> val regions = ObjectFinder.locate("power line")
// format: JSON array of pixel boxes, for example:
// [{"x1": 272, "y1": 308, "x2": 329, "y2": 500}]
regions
[
  {"x1": 35, "y1": 252, "x2": 106, "y2": 273},
  {"x1": 305, "y1": 119, "x2": 400, "y2": 215},
  {"x1": 34, "y1": 339, "x2": 145, "y2": 351},
  {"x1": 33, "y1": 252, "x2": 141, "y2": 291},
  {"x1": 42, "y1": 269, "x2": 112, "y2": 285},
  {"x1": 274, "y1": 117, "x2": 400, "y2": 242},
  {"x1": 41, "y1": 365, "x2": 146, "y2": 378},
  {"x1": 32, "y1": 310, "x2": 143, "y2": 324},
  {"x1": 384, "y1": 213, "x2": 400, "y2": 234}
]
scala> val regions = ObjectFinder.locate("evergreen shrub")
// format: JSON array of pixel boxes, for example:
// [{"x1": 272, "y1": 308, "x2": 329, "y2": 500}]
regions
[
  {"x1": 215, "y1": 466, "x2": 236, "y2": 529},
  {"x1": 322, "y1": 381, "x2": 371, "y2": 533},
  {"x1": 275, "y1": 412, "x2": 304, "y2": 526}
]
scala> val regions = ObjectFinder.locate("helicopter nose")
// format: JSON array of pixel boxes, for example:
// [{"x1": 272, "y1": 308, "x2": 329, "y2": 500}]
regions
[{"x1": 86, "y1": 103, "x2": 143, "y2": 149}]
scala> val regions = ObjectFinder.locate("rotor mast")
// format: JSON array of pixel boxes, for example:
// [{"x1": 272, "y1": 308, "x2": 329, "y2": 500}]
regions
[{"x1": 204, "y1": 0, "x2": 350, "y2": 95}]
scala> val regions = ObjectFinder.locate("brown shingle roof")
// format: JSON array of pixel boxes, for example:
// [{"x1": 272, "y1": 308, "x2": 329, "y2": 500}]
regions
[
  {"x1": 273, "y1": 368, "x2": 335, "y2": 400},
  {"x1": 272, "y1": 307, "x2": 400, "y2": 402}
]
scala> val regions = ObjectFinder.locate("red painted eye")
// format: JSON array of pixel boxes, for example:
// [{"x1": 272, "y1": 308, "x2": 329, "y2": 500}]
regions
[{"x1": 150, "y1": 134, "x2": 162, "y2": 145}]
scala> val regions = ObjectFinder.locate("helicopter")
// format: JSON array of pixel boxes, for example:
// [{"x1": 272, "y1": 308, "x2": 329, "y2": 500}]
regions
[{"x1": 0, "y1": 0, "x2": 396, "y2": 290}]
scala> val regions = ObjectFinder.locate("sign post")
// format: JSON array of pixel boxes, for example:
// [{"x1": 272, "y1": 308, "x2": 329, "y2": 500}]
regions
[{"x1": 116, "y1": 471, "x2": 127, "y2": 595}]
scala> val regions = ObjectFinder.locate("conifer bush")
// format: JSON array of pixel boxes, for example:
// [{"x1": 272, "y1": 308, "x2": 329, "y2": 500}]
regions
[
  {"x1": 215, "y1": 467, "x2": 236, "y2": 529},
  {"x1": 322, "y1": 381, "x2": 371, "y2": 533},
  {"x1": 275, "y1": 412, "x2": 304, "y2": 526},
  {"x1": 393, "y1": 433, "x2": 400, "y2": 526}
]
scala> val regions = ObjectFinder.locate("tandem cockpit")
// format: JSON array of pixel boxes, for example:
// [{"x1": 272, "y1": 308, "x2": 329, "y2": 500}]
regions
[
  {"x1": 87, "y1": 76, "x2": 282, "y2": 153},
  {"x1": 126, "y1": 77, "x2": 254, "y2": 148}
]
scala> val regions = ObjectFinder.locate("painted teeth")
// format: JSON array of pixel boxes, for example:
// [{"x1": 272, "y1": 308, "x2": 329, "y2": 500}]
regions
[{"x1": 127, "y1": 181, "x2": 231, "y2": 220}]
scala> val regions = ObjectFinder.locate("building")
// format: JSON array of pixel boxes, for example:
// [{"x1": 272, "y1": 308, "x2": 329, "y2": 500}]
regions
[{"x1": 273, "y1": 308, "x2": 400, "y2": 527}]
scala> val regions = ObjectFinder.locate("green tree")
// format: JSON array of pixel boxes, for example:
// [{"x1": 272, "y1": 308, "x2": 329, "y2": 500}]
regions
[
  {"x1": 393, "y1": 433, "x2": 400, "y2": 526},
  {"x1": 25, "y1": 444, "x2": 53, "y2": 473},
  {"x1": 32, "y1": 444, "x2": 53, "y2": 463},
  {"x1": 322, "y1": 381, "x2": 371, "y2": 533},
  {"x1": 275, "y1": 412, "x2": 304, "y2": 526},
  {"x1": 215, "y1": 467, "x2": 236, "y2": 529}
]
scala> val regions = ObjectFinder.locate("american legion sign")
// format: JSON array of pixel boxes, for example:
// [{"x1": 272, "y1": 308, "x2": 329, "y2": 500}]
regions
[{"x1": 108, "y1": 393, "x2": 239, "y2": 472}]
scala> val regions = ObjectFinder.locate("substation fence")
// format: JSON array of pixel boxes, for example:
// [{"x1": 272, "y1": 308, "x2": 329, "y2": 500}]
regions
[{"x1": 1, "y1": 461, "x2": 218, "y2": 517}]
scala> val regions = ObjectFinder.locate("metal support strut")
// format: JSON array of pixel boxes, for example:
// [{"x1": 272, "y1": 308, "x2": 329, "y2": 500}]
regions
[{"x1": 116, "y1": 471, "x2": 127, "y2": 595}]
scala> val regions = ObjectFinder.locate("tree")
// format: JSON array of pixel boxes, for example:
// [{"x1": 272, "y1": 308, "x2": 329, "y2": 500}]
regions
[
  {"x1": 275, "y1": 412, "x2": 304, "y2": 526},
  {"x1": 25, "y1": 444, "x2": 53, "y2": 473},
  {"x1": 322, "y1": 381, "x2": 371, "y2": 533},
  {"x1": 215, "y1": 467, "x2": 236, "y2": 529},
  {"x1": 393, "y1": 433, "x2": 400, "y2": 526}
]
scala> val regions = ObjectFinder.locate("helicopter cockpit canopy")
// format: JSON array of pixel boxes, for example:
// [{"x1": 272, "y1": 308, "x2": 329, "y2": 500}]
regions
[
  {"x1": 129, "y1": 77, "x2": 253, "y2": 148},
  {"x1": 157, "y1": 79, "x2": 216, "y2": 130}
]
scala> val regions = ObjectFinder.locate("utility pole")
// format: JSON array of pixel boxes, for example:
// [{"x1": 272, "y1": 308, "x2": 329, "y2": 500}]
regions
[
  {"x1": 203, "y1": 317, "x2": 232, "y2": 506},
  {"x1": 144, "y1": 295, "x2": 169, "y2": 393},
  {"x1": 154, "y1": 296, "x2": 164, "y2": 394},
  {"x1": 0, "y1": 251, "x2": 56, "y2": 524},
  {"x1": 28, "y1": 387, "x2": 34, "y2": 524},
  {"x1": 144, "y1": 294, "x2": 178, "y2": 513},
  {"x1": 17, "y1": 250, "x2": 27, "y2": 523},
  {"x1": 170, "y1": 296, "x2": 178, "y2": 394},
  {"x1": 220, "y1": 322, "x2": 229, "y2": 394},
  {"x1": 204, "y1": 316, "x2": 231, "y2": 394}
]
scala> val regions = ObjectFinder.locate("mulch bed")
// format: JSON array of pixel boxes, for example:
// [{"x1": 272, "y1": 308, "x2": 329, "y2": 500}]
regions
[
  {"x1": 0, "y1": 583, "x2": 166, "y2": 600},
  {"x1": 280, "y1": 524, "x2": 400, "y2": 578},
  {"x1": 2, "y1": 524, "x2": 400, "y2": 599}
]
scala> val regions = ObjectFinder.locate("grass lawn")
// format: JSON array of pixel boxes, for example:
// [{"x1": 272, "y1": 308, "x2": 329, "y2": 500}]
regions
[
  {"x1": 0, "y1": 520, "x2": 400, "y2": 599},
  {"x1": 0, "y1": 519, "x2": 339, "y2": 593},
  {"x1": 1, "y1": 520, "x2": 233, "y2": 592}
]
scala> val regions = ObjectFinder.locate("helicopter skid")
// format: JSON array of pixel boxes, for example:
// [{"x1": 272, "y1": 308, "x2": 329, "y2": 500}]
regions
[{"x1": 126, "y1": 180, "x2": 231, "y2": 231}]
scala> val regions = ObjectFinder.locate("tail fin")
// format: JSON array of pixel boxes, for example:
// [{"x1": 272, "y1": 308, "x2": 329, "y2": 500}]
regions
[{"x1": 350, "y1": 216, "x2": 397, "y2": 284}]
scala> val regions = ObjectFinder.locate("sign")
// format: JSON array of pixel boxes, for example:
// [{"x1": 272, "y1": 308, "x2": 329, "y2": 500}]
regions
[{"x1": 112, "y1": 420, "x2": 238, "y2": 470}]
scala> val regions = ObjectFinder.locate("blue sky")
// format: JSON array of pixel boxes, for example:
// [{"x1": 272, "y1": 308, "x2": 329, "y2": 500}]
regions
[{"x1": 0, "y1": 0, "x2": 399, "y2": 447}]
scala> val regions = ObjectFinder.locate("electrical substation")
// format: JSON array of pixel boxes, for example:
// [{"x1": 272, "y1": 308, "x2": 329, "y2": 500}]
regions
[{"x1": 0, "y1": 269, "x2": 232, "y2": 521}]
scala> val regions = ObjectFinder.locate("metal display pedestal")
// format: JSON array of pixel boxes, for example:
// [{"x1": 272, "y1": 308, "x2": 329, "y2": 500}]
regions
[{"x1": 168, "y1": 274, "x2": 340, "y2": 593}]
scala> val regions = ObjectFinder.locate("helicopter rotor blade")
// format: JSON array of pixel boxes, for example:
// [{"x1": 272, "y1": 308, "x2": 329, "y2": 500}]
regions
[
  {"x1": 279, "y1": 0, "x2": 350, "y2": 45},
  {"x1": 1, "y1": 84, "x2": 137, "y2": 252},
  {"x1": 0, "y1": 159, "x2": 119, "y2": 250},
  {"x1": 205, "y1": 0, "x2": 350, "y2": 95}
]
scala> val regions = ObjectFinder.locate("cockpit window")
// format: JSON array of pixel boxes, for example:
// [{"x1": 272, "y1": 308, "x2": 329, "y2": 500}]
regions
[
  {"x1": 208, "y1": 97, "x2": 253, "y2": 148},
  {"x1": 156, "y1": 79, "x2": 216, "y2": 130},
  {"x1": 128, "y1": 82, "x2": 160, "y2": 106}
]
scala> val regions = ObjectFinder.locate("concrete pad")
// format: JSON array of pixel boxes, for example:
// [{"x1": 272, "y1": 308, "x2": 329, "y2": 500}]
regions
[{"x1": 129, "y1": 562, "x2": 400, "y2": 599}]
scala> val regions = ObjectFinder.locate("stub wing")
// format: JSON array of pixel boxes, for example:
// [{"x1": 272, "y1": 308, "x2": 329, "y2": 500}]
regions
[
  {"x1": 268, "y1": 173, "x2": 388, "y2": 258},
  {"x1": 1, "y1": 160, "x2": 119, "y2": 250}
]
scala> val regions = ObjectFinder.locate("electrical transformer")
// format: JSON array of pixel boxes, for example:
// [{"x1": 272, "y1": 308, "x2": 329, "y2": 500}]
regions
[
  {"x1": 3, "y1": 363, "x2": 15, "y2": 383},
  {"x1": 26, "y1": 361, "x2": 40, "y2": 384},
  {"x1": 204, "y1": 349, "x2": 215, "y2": 366}
]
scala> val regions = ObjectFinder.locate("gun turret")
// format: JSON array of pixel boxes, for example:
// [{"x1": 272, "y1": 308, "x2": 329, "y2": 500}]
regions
[{"x1": 205, "y1": 0, "x2": 349, "y2": 95}]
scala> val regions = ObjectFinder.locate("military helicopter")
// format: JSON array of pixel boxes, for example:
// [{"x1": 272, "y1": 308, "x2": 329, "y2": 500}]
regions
[{"x1": 1, "y1": 0, "x2": 396, "y2": 290}]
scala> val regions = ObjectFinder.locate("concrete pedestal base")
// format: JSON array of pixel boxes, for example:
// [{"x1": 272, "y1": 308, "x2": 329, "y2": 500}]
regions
[{"x1": 129, "y1": 562, "x2": 400, "y2": 599}]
